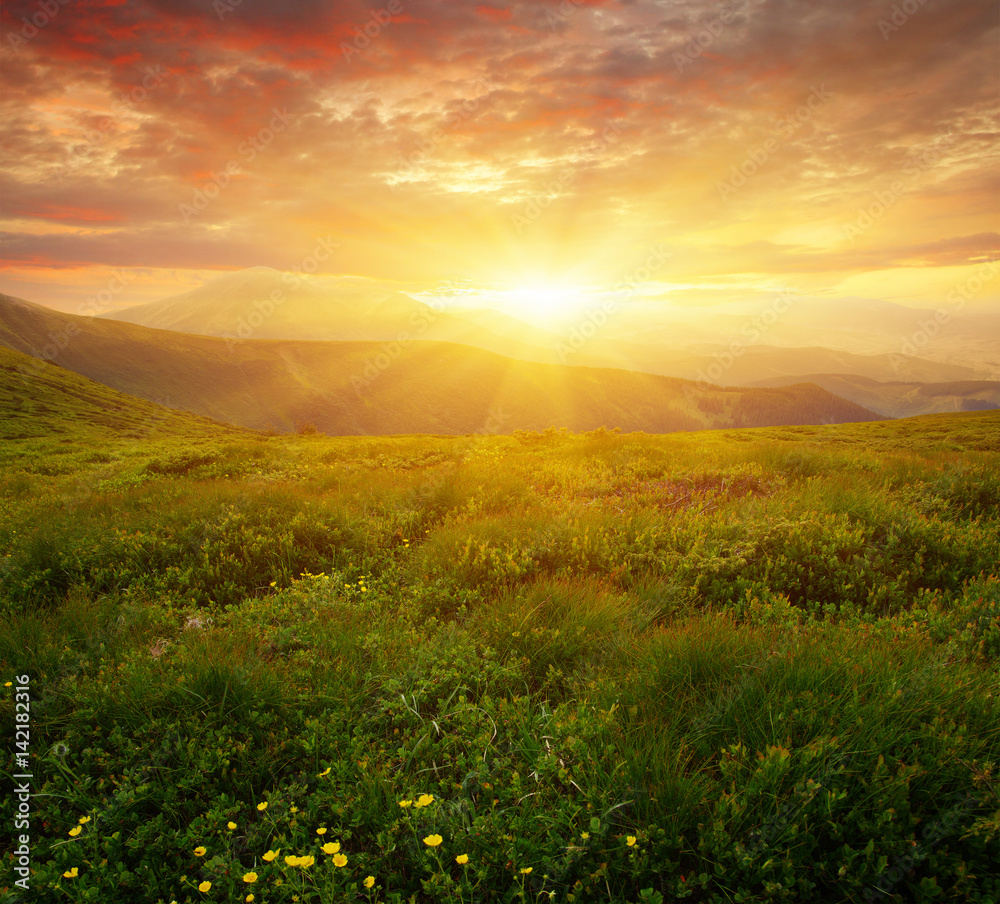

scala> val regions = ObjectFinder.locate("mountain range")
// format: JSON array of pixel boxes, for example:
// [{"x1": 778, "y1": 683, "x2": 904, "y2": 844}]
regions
[{"x1": 2, "y1": 291, "x2": 883, "y2": 435}]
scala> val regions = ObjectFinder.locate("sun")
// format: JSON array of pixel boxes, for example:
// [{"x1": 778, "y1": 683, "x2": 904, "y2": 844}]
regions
[{"x1": 502, "y1": 283, "x2": 584, "y2": 324}]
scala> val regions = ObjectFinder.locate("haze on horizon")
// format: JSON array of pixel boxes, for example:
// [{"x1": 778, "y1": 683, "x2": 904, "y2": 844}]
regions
[{"x1": 0, "y1": 0, "x2": 998, "y2": 327}]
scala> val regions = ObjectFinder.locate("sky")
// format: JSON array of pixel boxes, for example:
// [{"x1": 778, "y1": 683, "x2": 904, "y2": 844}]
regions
[{"x1": 0, "y1": 0, "x2": 997, "y2": 321}]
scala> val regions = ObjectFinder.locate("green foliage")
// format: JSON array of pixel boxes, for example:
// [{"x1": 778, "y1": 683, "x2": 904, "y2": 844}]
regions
[{"x1": 2, "y1": 411, "x2": 999, "y2": 902}]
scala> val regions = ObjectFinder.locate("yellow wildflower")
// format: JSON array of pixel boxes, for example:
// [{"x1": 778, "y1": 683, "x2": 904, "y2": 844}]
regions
[
  {"x1": 456, "y1": 854, "x2": 469, "y2": 865},
  {"x1": 626, "y1": 836, "x2": 637, "y2": 847},
  {"x1": 68, "y1": 826, "x2": 82, "y2": 837},
  {"x1": 364, "y1": 876, "x2": 375, "y2": 888},
  {"x1": 194, "y1": 846, "x2": 207, "y2": 856},
  {"x1": 423, "y1": 834, "x2": 443, "y2": 847},
  {"x1": 227, "y1": 821, "x2": 238, "y2": 830},
  {"x1": 321, "y1": 842, "x2": 341, "y2": 855},
  {"x1": 398, "y1": 799, "x2": 412, "y2": 808},
  {"x1": 256, "y1": 802, "x2": 268, "y2": 812},
  {"x1": 243, "y1": 872, "x2": 258, "y2": 883},
  {"x1": 415, "y1": 794, "x2": 435, "y2": 808},
  {"x1": 262, "y1": 849, "x2": 279, "y2": 862},
  {"x1": 78, "y1": 816, "x2": 91, "y2": 824},
  {"x1": 316, "y1": 827, "x2": 327, "y2": 835},
  {"x1": 333, "y1": 853, "x2": 348, "y2": 868},
  {"x1": 318, "y1": 767, "x2": 331, "y2": 777},
  {"x1": 63, "y1": 867, "x2": 79, "y2": 878},
  {"x1": 199, "y1": 881, "x2": 212, "y2": 893},
  {"x1": 520, "y1": 867, "x2": 533, "y2": 875}
]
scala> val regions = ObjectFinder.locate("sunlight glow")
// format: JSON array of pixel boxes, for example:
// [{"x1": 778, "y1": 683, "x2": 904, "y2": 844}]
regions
[{"x1": 502, "y1": 284, "x2": 585, "y2": 322}]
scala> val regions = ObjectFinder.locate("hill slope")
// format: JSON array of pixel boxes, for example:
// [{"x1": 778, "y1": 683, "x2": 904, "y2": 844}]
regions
[
  {"x1": 1, "y1": 293, "x2": 883, "y2": 434},
  {"x1": 750, "y1": 373, "x2": 1000, "y2": 418},
  {"x1": 0, "y1": 345, "x2": 245, "y2": 443}
]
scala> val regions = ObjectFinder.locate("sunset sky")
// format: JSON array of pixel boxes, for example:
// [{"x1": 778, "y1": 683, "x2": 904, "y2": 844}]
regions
[{"x1": 1, "y1": 0, "x2": 997, "y2": 319}]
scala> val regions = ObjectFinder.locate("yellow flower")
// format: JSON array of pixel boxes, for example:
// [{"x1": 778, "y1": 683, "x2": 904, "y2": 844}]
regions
[
  {"x1": 364, "y1": 876, "x2": 375, "y2": 888},
  {"x1": 285, "y1": 855, "x2": 301, "y2": 866},
  {"x1": 262, "y1": 849, "x2": 279, "y2": 862},
  {"x1": 3, "y1": 681, "x2": 11, "y2": 687},
  {"x1": 78, "y1": 816, "x2": 91, "y2": 824},
  {"x1": 318, "y1": 767, "x2": 331, "y2": 777},
  {"x1": 290, "y1": 805, "x2": 299, "y2": 813},
  {"x1": 423, "y1": 834, "x2": 443, "y2": 847},
  {"x1": 299, "y1": 856, "x2": 315, "y2": 868},
  {"x1": 227, "y1": 821, "x2": 238, "y2": 830},
  {"x1": 68, "y1": 826, "x2": 82, "y2": 837},
  {"x1": 199, "y1": 881, "x2": 212, "y2": 893},
  {"x1": 194, "y1": 846, "x2": 207, "y2": 856},
  {"x1": 626, "y1": 836, "x2": 637, "y2": 847},
  {"x1": 398, "y1": 799, "x2": 412, "y2": 808},
  {"x1": 243, "y1": 872, "x2": 258, "y2": 883},
  {"x1": 316, "y1": 827, "x2": 327, "y2": 835},
  {"x1": 256, "y1": 802, "x2": 268, "y2": 811},
  {"x1": 333, "y1": 853, "x2": 348, "y2": 868},
  {"x1": 246, "y1": 897, "x2": 254, "y2": 903},
  {"x1": 456, "y1": 854, "x2": 469, "y2": 865},
  {"x1": 520, "y1": 867, "x2": 533, "y2": 875},
  {"x1": 321, "y1": 842, "x2": 341, "y2": 855},
  {"x1": 63, "y1": 867, "x2": 79, "y2": 878},
  {"x1": 580, "y1": 832, "x2": 590, "y2": 840}
]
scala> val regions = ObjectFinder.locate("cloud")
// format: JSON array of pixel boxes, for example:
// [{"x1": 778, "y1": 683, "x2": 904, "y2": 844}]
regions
[{"x1": 1, "y1": 0, "x2": 996, "y2": 307}]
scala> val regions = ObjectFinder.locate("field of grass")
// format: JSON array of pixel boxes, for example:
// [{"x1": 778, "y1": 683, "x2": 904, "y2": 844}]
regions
[{"x1": 2, "y1": 404, "x2": 999, "y2": 903}]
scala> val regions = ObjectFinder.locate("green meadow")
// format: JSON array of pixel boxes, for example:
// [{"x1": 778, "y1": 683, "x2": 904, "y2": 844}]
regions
[{"x1": 2, "y1": 394, "x2": 999, "y2": 902}]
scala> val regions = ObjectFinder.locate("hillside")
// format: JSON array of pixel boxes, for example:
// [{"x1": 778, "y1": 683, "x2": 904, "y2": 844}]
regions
[
  {"x1": 0, "y1": 345, "x2": 244, "y2": 443},
  {"x1": 751, "y1": 373, "x2": 1000, "y2": 418},
  {"x1": 0, "y1": 293, "x2": 883, "y2": 434}
]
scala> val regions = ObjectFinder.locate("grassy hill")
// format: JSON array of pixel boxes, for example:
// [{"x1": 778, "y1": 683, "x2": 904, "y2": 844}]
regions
[
  {"x1": 1, "y1": 374, "x2": 998, "y2": 902},
  {"x1": 0, "y1": 292, "x2": 883, "y2": 434},
  {"x1": 0, "y1": 346, "x2": 245, "y2": 443}
]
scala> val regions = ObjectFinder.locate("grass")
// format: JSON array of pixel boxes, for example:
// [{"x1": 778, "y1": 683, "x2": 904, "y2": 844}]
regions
[{"x1": 1, "y1": 411, "x2": 999, "y2": 903}]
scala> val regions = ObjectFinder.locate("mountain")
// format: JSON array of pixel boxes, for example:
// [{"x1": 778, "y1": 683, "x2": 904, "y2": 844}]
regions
[
  {"x1": 99, "y1": 268, "x2": 991, "y2": 393},
  {"x1": 750, "y1": 373, "x2": 1000, "y2": 419},
  {"x1": 100, "y1": 267, "x2": 566, "y2": 361},
  {"x1": 1, "y1": 292, "x2": 883, "y2": 435},
  {"x1": 565, "y1": 341, "x2": 989, "y2": 385}
]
